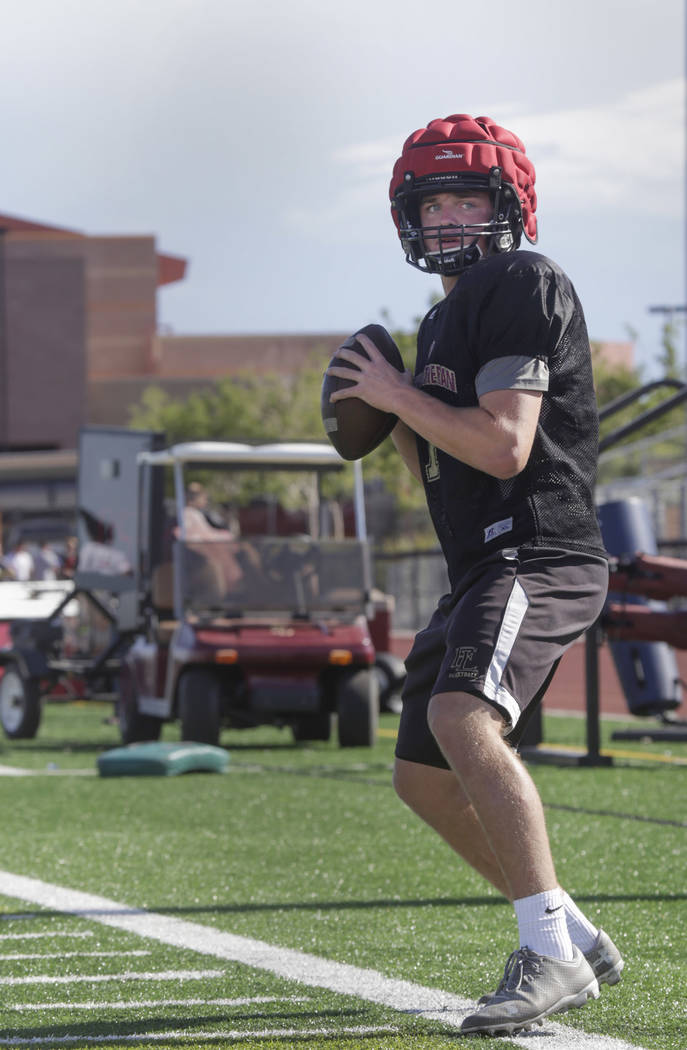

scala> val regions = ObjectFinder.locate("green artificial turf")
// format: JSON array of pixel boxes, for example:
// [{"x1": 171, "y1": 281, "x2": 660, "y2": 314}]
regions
[{"x1": 0, "y1": 701, "x2": 683, "y2": 1048}]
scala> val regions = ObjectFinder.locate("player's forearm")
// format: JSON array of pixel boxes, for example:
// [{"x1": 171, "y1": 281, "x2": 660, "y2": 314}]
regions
[
  {"x1": 391, "y1": 420, "x2": 422, "y2": 481},
  {"x1": 390, "y1": 384, "x2": 526, "y2": 480}
]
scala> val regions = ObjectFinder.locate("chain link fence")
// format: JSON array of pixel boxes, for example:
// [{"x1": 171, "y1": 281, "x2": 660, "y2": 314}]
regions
[{"x1": 373, "y1": 548, "x2": 449, "y2": 632}]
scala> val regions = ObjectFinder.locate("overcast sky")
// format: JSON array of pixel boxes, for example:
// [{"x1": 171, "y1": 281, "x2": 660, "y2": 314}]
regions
[{"x1": 1, "y1": 0, "x2": 685, "y2": 377}]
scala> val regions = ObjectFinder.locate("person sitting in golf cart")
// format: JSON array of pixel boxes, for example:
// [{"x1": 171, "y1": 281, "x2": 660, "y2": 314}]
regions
[{"x1": 178, "y1": 483, "x2": 244, "y2": 599}]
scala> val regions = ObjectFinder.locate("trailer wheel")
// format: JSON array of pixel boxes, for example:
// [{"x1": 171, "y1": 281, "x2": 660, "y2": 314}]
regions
[
  {"x1": 178, "y1": 668, "x2": 222, "y2": 745},
  {"x1": 336, "y1": 668, "x2": 378, "y2": 748},
  {"x1": 292, "y1": 713, "x2": 332, "y2": 743},
  {"x1": 0, "y1": 664, "x2": 41, "y2": 739},
  {"x1": 118, "y1": 667, "x2": 162, "y2": 745}
]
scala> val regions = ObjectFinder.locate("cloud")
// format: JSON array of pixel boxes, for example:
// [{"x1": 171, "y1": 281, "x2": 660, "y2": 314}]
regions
[
  {"x1": 288, "y1": 79, "x2": 685, "y2": 242},
  {"x1": 512, "y1": 79, "x2": 685, "y2": 209}
]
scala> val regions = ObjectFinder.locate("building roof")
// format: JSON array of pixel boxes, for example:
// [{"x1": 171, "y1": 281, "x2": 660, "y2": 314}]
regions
[{"x1": 0, "y1": 211, "x2": 187, "y2": 288}]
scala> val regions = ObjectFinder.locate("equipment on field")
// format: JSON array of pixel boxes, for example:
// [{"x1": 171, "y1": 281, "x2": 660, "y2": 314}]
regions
[
  {"x1": 389, "y1": 113, "x2": 537, "y2": 275},
  {"x1": 97, "y1": 740, "x2": 229, "y2": 777},
  {"x1": 604, "y1": 550, "x2": 687, "y2": 652},
  {"x1": 522, "y1": 378, "x2": 687, "y2": 765},
  {"x1": 321, "y1": 324, "x2": 403, "y2": 460},
  {"x1": 598, "y1": 498, "x2": 681, "y2": 716}
]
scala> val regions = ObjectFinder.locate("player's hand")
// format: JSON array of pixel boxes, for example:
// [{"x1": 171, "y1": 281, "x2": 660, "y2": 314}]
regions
[{"x1": 326, "y1": 332, "x2": 413, "y2": 414}]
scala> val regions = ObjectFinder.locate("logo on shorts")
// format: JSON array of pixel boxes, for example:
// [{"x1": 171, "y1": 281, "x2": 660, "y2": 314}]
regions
[{"x1": 448, "y1": 646, "x2": 479, "y2": 679}]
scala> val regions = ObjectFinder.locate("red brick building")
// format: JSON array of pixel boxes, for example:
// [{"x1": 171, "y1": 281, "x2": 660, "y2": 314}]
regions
[{"x1": 0, "y1": 213, "x2": 187, "y2": 450}]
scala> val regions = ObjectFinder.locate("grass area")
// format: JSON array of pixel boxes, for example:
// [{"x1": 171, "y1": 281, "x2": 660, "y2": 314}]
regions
[{"x1": 0, "y1": 701, "x2": 684, "y2": 1048}]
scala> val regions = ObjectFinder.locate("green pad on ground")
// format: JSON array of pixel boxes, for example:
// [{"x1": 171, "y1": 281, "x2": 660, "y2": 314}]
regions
[{"x1": 97, "y1": 741, "x2": 230, "y2": 777}]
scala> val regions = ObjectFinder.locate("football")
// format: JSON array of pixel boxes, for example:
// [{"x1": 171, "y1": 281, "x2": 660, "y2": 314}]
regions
[{"x1": 321, "y1": 323, "x2": 404, "y2": 461}]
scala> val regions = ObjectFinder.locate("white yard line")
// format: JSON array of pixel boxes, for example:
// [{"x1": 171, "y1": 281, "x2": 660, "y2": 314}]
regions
[
  {"x1": 0, "y1": 930, "x2": 94, "y2": 939},
  {"x1": 0, "y1": 969, "x2": 224, "y2": 986},
  {"x1": 0, "y1": 1026, "x2": 400, "y2": 1046},
  {"x1": 11, "y1": 995, "x2": 310, "y2": 1011},
  {"x1": 0, "y1": 869, "x2": 645, "y2": 1050},
  {"x1": 3, "y1": 950, "x2": 150, "y2": 960},
  {"x1": 0, "y1": 766, "x2": 95, "y2": 777}
]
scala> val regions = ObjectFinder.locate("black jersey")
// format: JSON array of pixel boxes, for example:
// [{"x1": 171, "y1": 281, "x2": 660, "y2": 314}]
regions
[{"x1": 414, "y1": 250, "x2": 606, "y2": 587}]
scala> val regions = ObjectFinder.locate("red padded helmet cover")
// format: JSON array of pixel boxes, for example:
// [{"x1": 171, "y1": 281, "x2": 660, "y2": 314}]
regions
[{"x1": 389, "y1": 114, "x2": 537, "y2": 244}]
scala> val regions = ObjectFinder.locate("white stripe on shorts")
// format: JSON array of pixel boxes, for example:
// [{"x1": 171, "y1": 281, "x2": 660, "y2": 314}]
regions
[{"x1": 482, "y1": 578, "x2": 529, "y2": 728}]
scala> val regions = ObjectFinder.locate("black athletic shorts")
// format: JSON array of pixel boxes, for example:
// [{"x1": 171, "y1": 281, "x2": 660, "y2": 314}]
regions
[{"x1": 395, "y1": 546, "x2": 609, "y2": 769}]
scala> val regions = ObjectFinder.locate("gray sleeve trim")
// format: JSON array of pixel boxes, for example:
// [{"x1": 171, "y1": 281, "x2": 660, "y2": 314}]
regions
[{"x1": 475, "y1": 355, "x2": 550, "y2": 397}]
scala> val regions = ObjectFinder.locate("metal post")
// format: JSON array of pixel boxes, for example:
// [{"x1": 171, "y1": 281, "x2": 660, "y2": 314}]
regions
[
  {"x1": 0, "y1": 229, "x2": 8, "y2": 449},
  {"x1": 580, "y1": 622, "x2": 613, "y2": 767},
  {"x1": 522, "y1": 626, "x2": 613, "y2": 767},
  {"x1": 353, "y1": 459, "x2": 367, "y2": 541}
]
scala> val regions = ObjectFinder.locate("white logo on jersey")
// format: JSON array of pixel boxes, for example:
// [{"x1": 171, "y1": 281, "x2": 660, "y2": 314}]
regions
[{"x1": 484, "y1": 517, "x2": 513, "y2": 543}]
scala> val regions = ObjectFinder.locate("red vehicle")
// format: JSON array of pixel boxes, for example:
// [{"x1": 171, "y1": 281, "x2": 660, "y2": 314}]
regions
[{"x1": 119, "y1": 441, "x2": 383, "y2": 748}]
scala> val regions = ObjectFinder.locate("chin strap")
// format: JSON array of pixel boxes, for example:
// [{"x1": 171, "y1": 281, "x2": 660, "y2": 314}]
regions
[{"x1": 424, "y1": 235, "x2": 483, "y2": 275}]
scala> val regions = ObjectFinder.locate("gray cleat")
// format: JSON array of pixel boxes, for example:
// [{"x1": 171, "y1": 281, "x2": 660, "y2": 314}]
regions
[
  {"x1": 461, "y1": 946, "x2": 599, "y2": 1037},
  {"x1": 476, "y1": 928, "x2": 624, "y2": 1006},
  {"x1": 585, "y1": 929, "x2": 624, "y2": 987}
]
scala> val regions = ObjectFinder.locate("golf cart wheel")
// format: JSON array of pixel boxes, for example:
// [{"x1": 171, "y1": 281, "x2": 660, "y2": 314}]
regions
[
  {"x1": 292, "y1": 713, "x2": 332, "y2": 743},
  {"x1": 117, "y1": 666, "x2": 162, "y2": 745},
  {"x1": 336, "y1": 668, "x2": 378, "y2": 748},
  {"x1": 0, "y1": 663, "x2": 42, "y2": 740},
  {"x1": 178, "y1": 668, "x2": 222, "y2": 746}
]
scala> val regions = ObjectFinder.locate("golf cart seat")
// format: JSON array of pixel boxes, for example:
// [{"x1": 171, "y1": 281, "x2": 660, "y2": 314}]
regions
[{"x1": 151, "y1": 562, "x2": 178, "y2": 643}]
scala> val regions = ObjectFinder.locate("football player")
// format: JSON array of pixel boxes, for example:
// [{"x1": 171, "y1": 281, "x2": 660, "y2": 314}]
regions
[{"x1": 327, "y1": 114, "x2": 623, "y2": 1036}]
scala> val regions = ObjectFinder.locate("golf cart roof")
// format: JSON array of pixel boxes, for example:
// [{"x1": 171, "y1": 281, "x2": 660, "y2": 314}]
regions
[{"x1": 138, "y1": 441, "x2": 346, "y2": 470}]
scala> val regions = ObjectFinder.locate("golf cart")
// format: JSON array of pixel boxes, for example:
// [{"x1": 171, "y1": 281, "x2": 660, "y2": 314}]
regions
[
  {"x1": 120, "y1": 439, "x2": 380, "y2": 747},
  {"x1": 0, "y1": 428, "x2": 401, "y2": 746}
]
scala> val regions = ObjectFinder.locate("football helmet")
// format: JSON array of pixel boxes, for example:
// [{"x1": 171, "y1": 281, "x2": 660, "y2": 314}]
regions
[{"x1": 389, "y1": 114, "x2": 537, "y2": 275}]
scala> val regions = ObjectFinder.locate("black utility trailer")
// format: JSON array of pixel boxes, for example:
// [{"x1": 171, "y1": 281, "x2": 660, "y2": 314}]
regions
[{"x1": 0, "y1": 427, "x2": 165, "y2": 739}]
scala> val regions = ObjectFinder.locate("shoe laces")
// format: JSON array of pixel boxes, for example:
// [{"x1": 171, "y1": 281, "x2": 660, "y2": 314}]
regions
[{"x1": 495, "y1": 948, "x2": 544, "y2": 996}]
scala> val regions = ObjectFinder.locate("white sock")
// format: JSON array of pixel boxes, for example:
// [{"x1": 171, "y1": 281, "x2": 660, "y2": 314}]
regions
[
  {"x1": 561, "y1": 889, "x2": 600, "y2": 953},
  {"x1": 513, "y1": 888, "x2": 574, "y2": 961}
]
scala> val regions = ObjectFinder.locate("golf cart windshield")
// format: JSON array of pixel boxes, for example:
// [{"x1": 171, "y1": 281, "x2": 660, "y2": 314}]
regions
[
  {"x1": 175, "y1": 536, "x2": 368, "y2": 618},
  {"x1": 138, "y1": 442, "x2": 370, "y2": 619}
]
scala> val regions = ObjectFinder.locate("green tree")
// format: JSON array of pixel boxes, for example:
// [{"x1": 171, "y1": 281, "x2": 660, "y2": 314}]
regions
[
  {"x1": 128, "y1": 364, "x2": 355, "y2": 512},
  {"x1": 594, "y1": 320, "x2": 687, "y2": 482},
  {"x1": 128, "y1": 327, "x2": 435, "y2": 546},
  {"x1": 129, "y1": 369, "x2": 324, "y2": 445}
]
